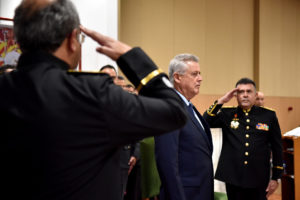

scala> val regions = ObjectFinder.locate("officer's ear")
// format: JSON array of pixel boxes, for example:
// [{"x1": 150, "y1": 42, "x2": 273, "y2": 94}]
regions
[
  {"x1": 173, "y1": 72, "x2": 181, "y2": 83},
  {"x1": 68, "y1": 29, "x2": 79, "y2": 52}
]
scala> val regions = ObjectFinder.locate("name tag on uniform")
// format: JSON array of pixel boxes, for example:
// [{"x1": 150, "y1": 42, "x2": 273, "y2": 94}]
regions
[{"x1": 256, "y1": 123, "x2": 269, "y2": 131}]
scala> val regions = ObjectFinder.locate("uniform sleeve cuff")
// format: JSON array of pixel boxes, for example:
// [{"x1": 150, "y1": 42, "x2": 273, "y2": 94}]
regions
[{"x1": 207, "y1": 100, "x2": 223, "y2": 116}]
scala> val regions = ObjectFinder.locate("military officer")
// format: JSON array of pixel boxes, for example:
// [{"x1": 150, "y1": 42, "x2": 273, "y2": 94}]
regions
[
  {"x1": 0, "y1": 1, "x2": 188, "y2": 200},
  {"x1": 203, "y1": 78, "x2": 283, "y2": 200}
]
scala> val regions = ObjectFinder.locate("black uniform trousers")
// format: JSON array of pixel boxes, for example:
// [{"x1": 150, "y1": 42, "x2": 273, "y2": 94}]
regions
[{"x1": 225, "y1": 183, "x2": 267, "y2": 200}]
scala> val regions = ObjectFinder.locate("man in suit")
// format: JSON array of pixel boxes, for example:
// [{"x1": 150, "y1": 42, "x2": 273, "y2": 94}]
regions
[
  {"x1": 203, "y1": 78, "x2": 283, "y2": 200},
  {"x1": 155, "y1": 54, "x2": 214, "y2": 200},
  {"x1": 0, "y1": 0, "x2": 188, "y2": 200}
]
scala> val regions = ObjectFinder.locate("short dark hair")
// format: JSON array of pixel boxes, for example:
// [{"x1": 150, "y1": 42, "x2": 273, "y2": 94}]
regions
[
  {"x1": 235, "y1": 77, "x2": 256, "y2": 89},
  {"x1": 13, "y1": 0, "x2": 80, "y2": 53},
  {"x1": 100, "y1": 64, "x2": 116, "y2": 72}
]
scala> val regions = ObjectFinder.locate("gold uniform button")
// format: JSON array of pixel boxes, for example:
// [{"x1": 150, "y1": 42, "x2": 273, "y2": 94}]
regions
[
  {"x1": 245, "y1": 143, "x2": 249, "y2": 147},
  {"x1": 244, "y1": 161, "x2": 248, "y2": 165},
  {"x1": 246, "y1": 119, "x2": 250, "y2": 123},
  {"x1": 245, "y1": 113, "x2": 249, "y2": 116},
  {"x1": 246, "y1": 134, "x2": 250, "y2": 138},
  {"x1": 245, "y1": 152, "x2": 249, "y2": 156},
  {"x1": 246, "y1": 126, "x2": 250, "y2": 130}
]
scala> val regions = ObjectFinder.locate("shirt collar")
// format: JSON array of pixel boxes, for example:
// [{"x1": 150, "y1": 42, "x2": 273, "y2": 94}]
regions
[{"x1": 175, "y1": 90, "x2": 190, "y2": 106}]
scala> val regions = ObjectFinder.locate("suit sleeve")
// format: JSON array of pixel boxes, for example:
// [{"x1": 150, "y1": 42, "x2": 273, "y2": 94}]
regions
[
  {"x1": 269, "y1": 112, "x2": 284, "y2": 180},
  {"x1": 154, "y1": 130, "x2": 186, "y2": 200}
]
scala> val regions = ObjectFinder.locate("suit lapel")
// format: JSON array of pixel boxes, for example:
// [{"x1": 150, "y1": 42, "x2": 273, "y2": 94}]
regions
[{"x1": 186, "y1": 105, "x2": 213, "y2": 151}]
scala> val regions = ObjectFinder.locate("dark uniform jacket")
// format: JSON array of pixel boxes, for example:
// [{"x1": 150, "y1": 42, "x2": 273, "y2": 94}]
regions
[
  {"x1": 0, "y1": 48, "x2": 187, "y2": 200},
  {"x1": 120, "y1": 143, "x2": 140, "y2": 169},
  {"x1": 203, "y1": 103, "x2": 283, "y2": 188}
]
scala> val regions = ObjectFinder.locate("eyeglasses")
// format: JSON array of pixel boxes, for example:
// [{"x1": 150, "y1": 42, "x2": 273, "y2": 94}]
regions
[{"x1": 78, "y1": 32, "x2": 85, "y2": 44}]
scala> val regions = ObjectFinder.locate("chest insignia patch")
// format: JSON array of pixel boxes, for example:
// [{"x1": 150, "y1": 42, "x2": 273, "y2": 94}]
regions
[
  {"x1": 231, "y1": 114, "x2": 239, "y2": 129},
  {"x1": 256, "y1": 123, "x2": 269, "y2": 131}
]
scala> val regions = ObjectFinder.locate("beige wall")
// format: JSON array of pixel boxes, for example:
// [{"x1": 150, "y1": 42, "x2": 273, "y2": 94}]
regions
[
  {"x1": 120, "y1": 0, "x2": 300, "y2": 97},
  {"x1": 259, "y1": 0, "x2": 300, "y2": 97},
  {"x1": 119, "y1": 0, "x2": 300, "y2": 131},
  {"x1": 120, "y1": 0, "x2": 254, "y2": 95}
]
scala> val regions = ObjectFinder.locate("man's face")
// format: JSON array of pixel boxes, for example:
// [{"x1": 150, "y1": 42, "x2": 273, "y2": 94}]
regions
[
  {"x1": 255, "y1": 92, "x2": 264, "y2": 106},
  {"x1": 236, "y1": 83, "x2": 257, "y2": 110},
  {"x1": 175, "y1": 61, "x2": 202, "y2": 100},
  {"x1": 115, "y1": 78, "x2": 126, "y2": 88}
]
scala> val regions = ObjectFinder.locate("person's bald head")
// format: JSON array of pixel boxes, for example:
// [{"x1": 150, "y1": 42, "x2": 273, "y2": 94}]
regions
[
  {"x1": 18, "y1": 0, "x2": 56, "y2": 19},
  {"x1": 255, "y1": 91, "x2": 265, "y2": 106}
]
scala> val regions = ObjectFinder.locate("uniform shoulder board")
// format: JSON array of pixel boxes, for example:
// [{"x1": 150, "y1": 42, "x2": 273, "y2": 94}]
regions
[
  {"x1": 222, "y1": 106, "x2": 236, "y2": 108},
  {"x1": 260, "y1": 106, "x2": 276, "y2": 112},
  {"x1": 67, "y1": 70, "x2": 106, "y2": 75}
]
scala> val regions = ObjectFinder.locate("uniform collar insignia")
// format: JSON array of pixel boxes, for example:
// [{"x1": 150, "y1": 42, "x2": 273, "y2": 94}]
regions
[{"x1": 242, "y1": 108, "x2": 251, "y2": 113}]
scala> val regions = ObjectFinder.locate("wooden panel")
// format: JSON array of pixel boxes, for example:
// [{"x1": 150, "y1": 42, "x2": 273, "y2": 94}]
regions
[
  {"x1": 119, "y1": 0, "x2": 255, "y2": 95},
  {"x1": 202, "y1": 0, "x2": 254, "y2": 94},
  {"x1": 294, "y1": 137, "x2": 300, "y2": 200},
  {"x1": 120, "y1": 0, "x2": 300, "y2": 97},
  {"x1": 119, "y1": 0, "x2": 174, "y2": 69},
  {"x1": 259, "y1": 0, "x2": 300, "y2": 97}
]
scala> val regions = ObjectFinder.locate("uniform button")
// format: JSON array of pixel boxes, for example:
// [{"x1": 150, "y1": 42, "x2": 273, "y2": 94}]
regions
[
  {"x1": 246, "y1": 134, "x2": 250, "y2": 138},
  {"x1": 245, "y1": 113, "x2": 249, "y2": 116},
  {"x1": 246, "y1": 119, "x2": 250, "y2": 123},
  {"x1": 246, "y1": 126, "x2": 250, "y2": 130},
  {"x1": 244, "y1": 161, "x2": 248, "y2": 165},
  {"x1": 245, "y1": 152, "x2": 249, "y2": 156},
  {"x1": 245, "y1": 143, "x2": 249, "y2": 147}
]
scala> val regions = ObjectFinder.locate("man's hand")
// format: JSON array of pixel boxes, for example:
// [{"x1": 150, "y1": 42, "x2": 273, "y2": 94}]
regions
[
  {"x1": 218, "y1": 88, "x2": 239, "y2": 104},
  {"x1": 80, "y1": 25, "x2": 132, "y2": 60},
  {"x1": 266, "y1": 180, "x2": 279, "y2": 198},
  {"x1": 127, "y1": 156, "x2": 137, "y2": 175}
]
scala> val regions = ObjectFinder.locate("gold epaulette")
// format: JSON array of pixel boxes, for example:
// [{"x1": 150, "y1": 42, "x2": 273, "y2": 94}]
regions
[
  {"x1": 222, "y1": 106, "x2": 236, "y2": 109},
  {"x1": 273, "y1": 166, "x2": 284, "y2": 170},
  {"x1": 136, "y1": 68, "x2": 164, "y2": 92},
  {"x1": 67, "y1": 70, "x2": 105, "y2": 74},
  {"x1": 260, "y1": 106, "x2": 276, "y2": 112}
]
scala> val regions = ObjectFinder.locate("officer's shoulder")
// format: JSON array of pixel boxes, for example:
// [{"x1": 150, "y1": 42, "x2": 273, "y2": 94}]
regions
[
  {"x1": 258, "y1": 106, "x2": 276, "y2": 113},
  {"x1": 222, "y1": 106, "x2": 236, "y2": 109},
  {"x1": 67, "y1": 70, "x2": 108, "y2": 76}
]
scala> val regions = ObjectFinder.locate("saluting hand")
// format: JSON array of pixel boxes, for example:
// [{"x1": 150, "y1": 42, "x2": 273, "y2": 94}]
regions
[
  {"x1": 80, "y1": 25, "x2": 132, "y2": 60},
  {"x1": 217, "y1": 88, "x2": 239, "y2": 104}
]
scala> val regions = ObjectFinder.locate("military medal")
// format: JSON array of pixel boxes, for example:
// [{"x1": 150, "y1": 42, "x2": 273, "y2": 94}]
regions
[
  {"x1": 230, "y1": 114, "x2": 239, "y2": 129},
  {"x1": 256, "y1": 123, "x2": 269, "y2": 131}
]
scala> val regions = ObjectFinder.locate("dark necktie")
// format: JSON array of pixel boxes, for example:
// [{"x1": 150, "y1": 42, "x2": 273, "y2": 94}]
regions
[
  {"x1": 187, "y1": 103, "x2": 211, "y2": 143},
  {"x1": 187, "y1": 103, "x2": 204, "y2": 131}
]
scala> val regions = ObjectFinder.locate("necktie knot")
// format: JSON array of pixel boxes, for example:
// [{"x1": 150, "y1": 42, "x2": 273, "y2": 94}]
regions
[{"x1": 187, "y1": 103, "x2": 194, "y2": 115}]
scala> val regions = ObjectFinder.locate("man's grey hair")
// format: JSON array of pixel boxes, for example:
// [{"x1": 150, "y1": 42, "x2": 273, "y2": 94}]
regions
[
  {"x1": 168, "y1": 54, "x2": 199, "y2": 84},
  {"x1": 13, "y1": 0, "x2": 80, "y2": 53}
]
